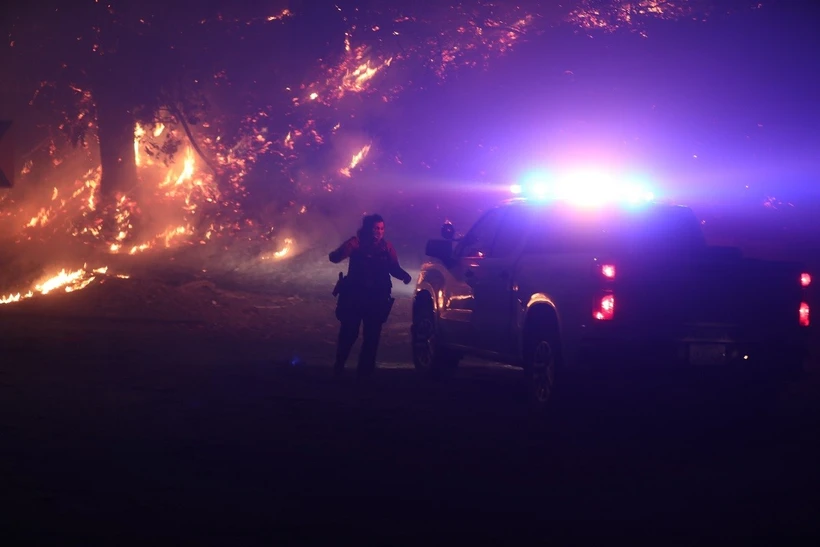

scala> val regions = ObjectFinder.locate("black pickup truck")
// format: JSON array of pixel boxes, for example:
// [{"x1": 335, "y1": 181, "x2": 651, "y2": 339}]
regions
[{"x1": 411, "y1": 197, "x2": 812, "y2": 407}]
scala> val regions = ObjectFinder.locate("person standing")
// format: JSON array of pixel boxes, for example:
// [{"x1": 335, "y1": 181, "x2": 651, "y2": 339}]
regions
[{"x1": 329, "y1": 214, "x2": 412, "y2": 378}]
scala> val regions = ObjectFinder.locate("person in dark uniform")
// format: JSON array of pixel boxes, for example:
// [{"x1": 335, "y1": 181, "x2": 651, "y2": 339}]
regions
[{"x1": 329, "y1": 214, "x2": 412, "y2": 377}]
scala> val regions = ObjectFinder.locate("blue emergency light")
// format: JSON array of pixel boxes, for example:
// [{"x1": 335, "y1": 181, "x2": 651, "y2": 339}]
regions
[{"x1": 511, "y1": 169, "x2": 655, "y2": 206}]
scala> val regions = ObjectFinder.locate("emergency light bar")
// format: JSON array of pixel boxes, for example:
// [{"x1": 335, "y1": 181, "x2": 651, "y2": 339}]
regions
[{"x1": 511, "y1": 169, "x2": 655, "y2": 206}]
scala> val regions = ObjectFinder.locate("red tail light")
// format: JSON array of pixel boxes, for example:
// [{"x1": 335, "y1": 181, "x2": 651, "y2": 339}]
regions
[
  {"x1": 594, "y1": 294, "x2": 615, "y2": 320},
  {"x1": 799, "y1": 302, "x2": 810, "y2": 327},
  {"x1": 801, "y1": 273, "x2": 811, "y2": 287}
]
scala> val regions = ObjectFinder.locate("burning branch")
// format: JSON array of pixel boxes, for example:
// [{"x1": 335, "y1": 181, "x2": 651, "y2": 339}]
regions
[{"x1": 168, "y1": 102, "x2": 219, "y2": 175}]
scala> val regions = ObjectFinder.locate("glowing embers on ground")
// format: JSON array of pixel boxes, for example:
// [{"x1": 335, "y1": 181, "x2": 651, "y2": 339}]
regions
[{"x1": 0, "y1": 265, "x2": 126, "y2": 305}]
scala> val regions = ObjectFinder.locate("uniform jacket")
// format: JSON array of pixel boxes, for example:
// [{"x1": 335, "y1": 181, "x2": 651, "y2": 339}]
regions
[{"x1": 329, "y1": 236, "x2": 411, "y2": 294}]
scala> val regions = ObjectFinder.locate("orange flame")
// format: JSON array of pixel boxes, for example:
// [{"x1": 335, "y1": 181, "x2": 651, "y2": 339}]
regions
[
  {"x1": 339, "y1": 144, "x2": 371, "y2": 177},
  {"x1": 1, "y1": 265, "x2": 111, "y2": 305},
  {"x1": 273, "y1": 237, "x2": 294, "y2": 258}
]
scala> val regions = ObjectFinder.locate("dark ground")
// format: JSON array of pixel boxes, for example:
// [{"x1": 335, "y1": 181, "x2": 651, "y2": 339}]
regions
[{"x1": 1, "y1": 266, "x2": 820, "y2": 545}]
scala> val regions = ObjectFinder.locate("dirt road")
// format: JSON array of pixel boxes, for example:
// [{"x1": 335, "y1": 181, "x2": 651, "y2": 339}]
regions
[{"x1": 2, "y1": 277, "x2": 819, "y2": 544}]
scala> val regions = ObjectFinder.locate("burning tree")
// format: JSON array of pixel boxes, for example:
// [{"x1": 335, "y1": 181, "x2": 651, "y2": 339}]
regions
[{"x1": 3, "y1": 1, "x2": 295, "y2": 200}]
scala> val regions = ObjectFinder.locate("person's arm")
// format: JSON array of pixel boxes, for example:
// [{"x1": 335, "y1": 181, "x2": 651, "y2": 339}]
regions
[
  {"x1": 386, "y1": 242, "x2": 413, "y2": 284},
  {"x1": 329, "y1": 237, "x2": 359, "y2": 263}
]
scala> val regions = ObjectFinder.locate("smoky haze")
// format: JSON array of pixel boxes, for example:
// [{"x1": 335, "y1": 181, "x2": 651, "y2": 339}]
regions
[{"x1": 2, "y1": 1, "x2": 820, "y2": 302}]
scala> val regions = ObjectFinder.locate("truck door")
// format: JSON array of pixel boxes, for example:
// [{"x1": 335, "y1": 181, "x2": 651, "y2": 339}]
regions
[
  {"x1": 471, "y1": 205, "x2": 527, "y2": 354},
  {"x1": 438, "y1": 207, "x2": 506, "y2": 346}
]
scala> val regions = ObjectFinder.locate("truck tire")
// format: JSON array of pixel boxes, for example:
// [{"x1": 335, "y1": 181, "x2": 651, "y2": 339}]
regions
[
  {"x1": 412, "y1": 300, "x2": 459, "y2": 377},
  {"x1": 523, "y1": 320, "x2": 561, "y2": 411}
]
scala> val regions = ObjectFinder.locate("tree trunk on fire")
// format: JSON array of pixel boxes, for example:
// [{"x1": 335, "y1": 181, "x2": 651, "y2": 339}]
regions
[{"x1": 96, "y1": 92, "x2": 138, "y2": 205}]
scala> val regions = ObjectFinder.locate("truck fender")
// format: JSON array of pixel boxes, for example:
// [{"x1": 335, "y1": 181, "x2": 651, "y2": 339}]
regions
[
  {"x1": 524, "y1": 294, "x2": 563, "y2": 333},
  {"x1": 414, "y1": 270, "x2": 447, "y2": 314},
  {"x1": 413, "y1": 285, "x2": 437, "y2": 314}
]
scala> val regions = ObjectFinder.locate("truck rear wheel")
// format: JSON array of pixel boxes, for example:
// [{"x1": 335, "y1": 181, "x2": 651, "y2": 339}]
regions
[
  {"x1": 412, "y1": 301, "x2": 459, "y2": 376},
  {"x1": 523, "y1": 313, "x2": 562, "y2": 411},
  {"x1": 527, "y1": 337, "x2": 557, "y2": 408}
]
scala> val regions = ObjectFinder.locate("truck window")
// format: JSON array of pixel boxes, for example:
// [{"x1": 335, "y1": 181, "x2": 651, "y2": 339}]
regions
[
  {"x1": 523, "y1": 205, "x2": 706, "y2": 254},
  {"x1": 490, "y1": 205, "x2": 527, "y2": 258},
  {"x1": 454, "y1": 207, "x2": 505, "y2": 258},
  {"x1": 523, "y1": 214, "x2": 613, "y2": 253}
]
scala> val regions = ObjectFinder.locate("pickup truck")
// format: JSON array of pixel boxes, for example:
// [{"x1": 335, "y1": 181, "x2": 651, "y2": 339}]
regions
[{"x1": 411, "y1": 197, "x2": 812, "y2": 408}]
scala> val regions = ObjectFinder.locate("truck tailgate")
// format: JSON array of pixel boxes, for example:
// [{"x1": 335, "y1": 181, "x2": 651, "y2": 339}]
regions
[{"x1": 614, "y1": 252, "x2": 803, "y2": 332}]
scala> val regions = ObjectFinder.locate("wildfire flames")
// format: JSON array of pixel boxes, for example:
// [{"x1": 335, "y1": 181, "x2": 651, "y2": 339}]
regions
[
  {"x1": 340, "y1": 144, "x2": 372, "y2": 178},
  {"x1": 305, "y1": 34, "x2": 394, "y2": 105},
  {"x1": 1, "y1": 119, "x2": 287, "y2": 305},
  {"x1": 2, "y1": 1, "x2": 704, "y2": 307},
  {"x1": 0, "y1": 117, "x2": 375, "y2": 305},
  {"x1": 0, "y1": 265, "x2": 123, "y2": 305},
  {"x1": 1, "y1": 4, "x2": 543, "y2": 307}
]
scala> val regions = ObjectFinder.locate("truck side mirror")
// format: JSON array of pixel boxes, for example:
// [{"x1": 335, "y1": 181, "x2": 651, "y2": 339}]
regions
[{"x1": 441, "y1": 222, "x2": 455, "y2": 240}]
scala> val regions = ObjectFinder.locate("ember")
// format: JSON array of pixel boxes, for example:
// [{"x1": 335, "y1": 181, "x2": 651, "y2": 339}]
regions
[{"x1": 568, "y1": 0, "x2": 703, "y2": 34}]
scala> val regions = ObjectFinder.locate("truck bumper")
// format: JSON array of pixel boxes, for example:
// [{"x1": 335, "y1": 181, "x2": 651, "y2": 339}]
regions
[{"x1": 577, "y1": 323, "x2": 808, "y2": 375}]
